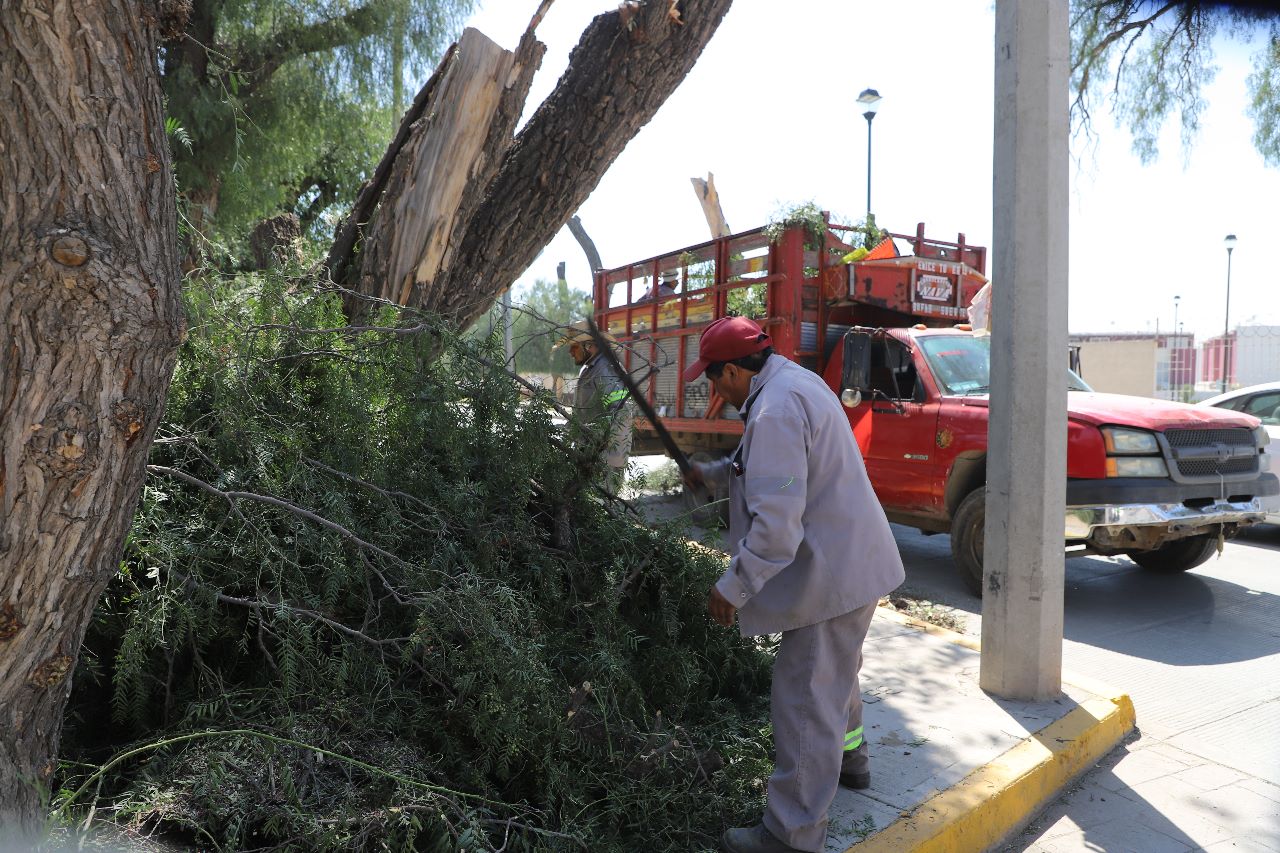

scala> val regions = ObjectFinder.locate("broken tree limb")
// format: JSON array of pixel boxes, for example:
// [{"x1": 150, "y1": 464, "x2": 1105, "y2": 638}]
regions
[
  {"x1": 433, "y1": 0, "x2": 734, "y2": 330},
  {"x1": 690, "y1": 171, "x2": 730, "y2": 238},
  {"x1": 354, "y1": 26, "x2": 545, "y2": 310},
  {"x1": 323, "y1": 41, "x2": 458, "y2": 290},
  {"x1": 339, "y1": 0, "x2": 734, "y2": 333},
  {"x1": 568, "y1": 215, "x2": 603, "y2": 273}
]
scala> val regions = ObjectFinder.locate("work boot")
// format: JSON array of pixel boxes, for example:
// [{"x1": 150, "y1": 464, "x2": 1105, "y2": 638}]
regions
[
  {"x1": 721, "y1": 823, "x2": 805, "y2": 853},
  {"x1": 839, "y1": 769, "x2": 871, "y2": 789}
]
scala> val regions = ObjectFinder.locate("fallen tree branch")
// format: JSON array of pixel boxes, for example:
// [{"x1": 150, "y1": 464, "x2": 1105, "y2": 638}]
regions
[
  {"x1": 147, "y1": 465, "x2": 407, "y2": 567},
  {"x1": 208, "y1": 586, "x2": 409, "y2": 650}
]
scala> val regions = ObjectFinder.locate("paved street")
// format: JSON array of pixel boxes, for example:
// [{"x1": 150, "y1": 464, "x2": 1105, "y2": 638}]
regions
[{"x1": 888, "y1": 522, "x2": 1280, "y2": 852}]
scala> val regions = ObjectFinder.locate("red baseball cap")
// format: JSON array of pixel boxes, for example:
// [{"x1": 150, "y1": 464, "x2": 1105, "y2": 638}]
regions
[{"x1": 683, "y1": 316, "x2": 773, "y2": 382}]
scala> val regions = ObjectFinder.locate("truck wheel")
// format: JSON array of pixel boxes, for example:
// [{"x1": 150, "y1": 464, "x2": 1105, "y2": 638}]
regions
[
  {"x1": 681, "y1": 451, "x2": 729, "y2": 527},
  {"x1": 950, "y1": 488, "x2": 986, "y2": 596},
  {"x1": 1128, "y1": 535, "x2": 1218, "y2": 573}
]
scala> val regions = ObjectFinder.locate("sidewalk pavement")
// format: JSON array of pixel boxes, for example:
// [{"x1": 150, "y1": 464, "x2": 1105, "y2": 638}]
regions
[
  {"x1": 1005, "y1": 731, "x2": 1280, "y2": 853},
  {"x1": 827, "y1": 607, "x2": 1135, "y2": 852}
]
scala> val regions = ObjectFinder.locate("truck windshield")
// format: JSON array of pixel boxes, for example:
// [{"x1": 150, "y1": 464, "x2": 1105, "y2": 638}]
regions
[{"x1": 918, "y1": 335, "x2": 1092, "y2": 395}]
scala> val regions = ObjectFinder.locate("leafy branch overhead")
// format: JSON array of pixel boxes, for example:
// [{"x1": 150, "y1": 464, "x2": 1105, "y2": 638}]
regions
[{"x1": 1071, "y1": 0, "x2": 1280, "y2": 165}]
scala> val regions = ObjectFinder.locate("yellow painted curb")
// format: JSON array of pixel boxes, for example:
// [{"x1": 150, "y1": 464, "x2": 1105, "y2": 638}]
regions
[{"x1": 851, "y1": 606, "x2": 1137, "y2": 852}]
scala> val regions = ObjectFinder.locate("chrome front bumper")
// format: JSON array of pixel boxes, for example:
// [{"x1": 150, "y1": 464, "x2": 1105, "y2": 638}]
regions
[{"x1": 1064, "y1": 498, "x2": 1269, "y2": 540}]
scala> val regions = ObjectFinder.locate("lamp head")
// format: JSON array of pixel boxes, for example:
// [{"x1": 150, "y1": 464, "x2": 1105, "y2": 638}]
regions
[
  {"x1": 1224, "y1": 233, "x2": 1238, "y2": 252},
  {"x1": 857, "y1": 88, "x2": 882, "y2": 119}
]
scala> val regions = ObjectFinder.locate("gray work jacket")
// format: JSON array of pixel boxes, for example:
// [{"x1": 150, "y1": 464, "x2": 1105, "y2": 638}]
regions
[
  {"x1": 707, "y1": 354, "x2": 905, "y2": 636},
  {"x1": 573, "y1": 352, "x2": 634, "y2": 468}
]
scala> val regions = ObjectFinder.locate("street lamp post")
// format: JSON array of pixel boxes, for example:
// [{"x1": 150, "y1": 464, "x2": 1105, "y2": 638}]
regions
[
  {"x1": 1222, "y1": 234, "x2": 1237, "y2": 393},
  {"x1": 1172, "y1": 295, "x2": 1180, "y2": 393},
  {"x1": 857, "y1": 88, "x2": 882, "y2": 222}
]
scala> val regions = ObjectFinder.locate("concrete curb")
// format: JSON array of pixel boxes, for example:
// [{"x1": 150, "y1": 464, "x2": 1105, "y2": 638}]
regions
[{"x1": 848, "y1": 607, "x2": 1137, "y2": 853}]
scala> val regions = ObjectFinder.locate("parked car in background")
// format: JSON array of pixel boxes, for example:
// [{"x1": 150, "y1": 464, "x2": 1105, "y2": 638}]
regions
[{"x1": 1202, "y1": 381, "x2": 1280, "y2": 524}]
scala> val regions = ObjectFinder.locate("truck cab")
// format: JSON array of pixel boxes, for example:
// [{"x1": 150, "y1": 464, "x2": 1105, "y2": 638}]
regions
[
  {"x1": 594, "y1": 216, "x2": 1277, "y2": 593},
  {"x1": 831, "y1": 326, "x2": 1276, "y2": 593}
]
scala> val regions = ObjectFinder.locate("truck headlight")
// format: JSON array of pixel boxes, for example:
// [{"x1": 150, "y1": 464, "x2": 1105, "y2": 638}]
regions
[
  {"x1": 1101, "y1": 427, "x2": 1161, "y2": 455},
  {"x1": 1255, "y1": 426, "x2": 1272, "y2": 448},
  {"x1": 1105, "y1": 456, "x2": 1170, "y2": 478}
]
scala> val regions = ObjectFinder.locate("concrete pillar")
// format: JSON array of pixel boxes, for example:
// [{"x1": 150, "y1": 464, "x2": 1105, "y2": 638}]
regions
[{"x1": 980, "y1": 0, "x2": 1069, "y2": 700}]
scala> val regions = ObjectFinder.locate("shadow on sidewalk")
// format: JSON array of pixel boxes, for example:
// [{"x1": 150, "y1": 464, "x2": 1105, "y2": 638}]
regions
[{"x1": 1005, "y1": 730, "x2": 1254, "y2": 853}]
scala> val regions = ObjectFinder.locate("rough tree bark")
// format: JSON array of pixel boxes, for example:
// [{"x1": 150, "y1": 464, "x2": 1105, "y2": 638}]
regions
[
  {"x1": 330, "y1": 0, "x2": 734, "y2": 330},
  {"x1": 249, "y1": 212, "x2": 304, "y2": 270},
  {"x1": 0, "y1": 1, "x2": 183, "y2": 830}
]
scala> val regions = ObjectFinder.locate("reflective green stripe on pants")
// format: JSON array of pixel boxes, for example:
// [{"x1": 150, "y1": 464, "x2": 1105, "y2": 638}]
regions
[{"x1": 843, "y1": 726, "x2": 864, "y2": 751}]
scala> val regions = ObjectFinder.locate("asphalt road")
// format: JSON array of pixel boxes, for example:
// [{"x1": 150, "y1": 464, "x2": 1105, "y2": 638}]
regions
[{"x1": 889, "y1": 521, "x2": 1280, "y2": 850}]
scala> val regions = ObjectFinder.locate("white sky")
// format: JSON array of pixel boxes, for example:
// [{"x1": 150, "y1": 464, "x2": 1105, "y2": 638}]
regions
[{"x1": 462, "y1": 0, "x2": 1280, "y2": 342}]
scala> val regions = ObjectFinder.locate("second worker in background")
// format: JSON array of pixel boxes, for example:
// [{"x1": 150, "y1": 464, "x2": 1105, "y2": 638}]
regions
[{"x1": 557, "y1": 320, "x2": 634, "y2": 493}]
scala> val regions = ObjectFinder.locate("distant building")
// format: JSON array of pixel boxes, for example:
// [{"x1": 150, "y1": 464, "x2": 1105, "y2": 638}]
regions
[
  {"x1": 1199, "y1": 333, "x2": 1236, "y2": 391},
  {"x1": 1069, "y1": 333, "x2": 1195, "y2": 400},
  {"x1": 1235, "y1": 325, "x2": 1280, "y2": 387},
  {"x1": 1165, "y1": 333, "x2": 1197, "y2": 393},
  {"x1": 1071, "y1": 335, "x2": 1157, "y2": 397}
]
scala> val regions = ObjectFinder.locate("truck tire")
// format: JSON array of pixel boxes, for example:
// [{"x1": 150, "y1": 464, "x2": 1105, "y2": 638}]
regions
[
  {"x1": 950, "y1": 488, "x2": 986, "y2": 596},
  {"x1": 1128, "y1": 535, "x2": 1218, "y2": 573}
]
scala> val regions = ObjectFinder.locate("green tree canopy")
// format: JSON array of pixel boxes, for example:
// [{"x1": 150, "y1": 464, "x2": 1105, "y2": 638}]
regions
[
  {"x1": 163, "y1": 0, "x2": 472, "y2": 247},
  {"x1": 500, "y1": 278, "x2": 594, "y2": 376},
  {"x1": 1072, "y1": 1, "x2": 1280, "y2": 165}
]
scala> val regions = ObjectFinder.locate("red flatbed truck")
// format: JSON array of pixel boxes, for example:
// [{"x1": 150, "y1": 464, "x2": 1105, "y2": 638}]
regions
[{"x1": 594, "y1": 217, "x2": 1278, "y2": 593}]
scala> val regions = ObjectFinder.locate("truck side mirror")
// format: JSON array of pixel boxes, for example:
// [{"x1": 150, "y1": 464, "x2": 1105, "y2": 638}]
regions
[{"x1": 841, "y1": 331, "x2": 873, "y2": 407}]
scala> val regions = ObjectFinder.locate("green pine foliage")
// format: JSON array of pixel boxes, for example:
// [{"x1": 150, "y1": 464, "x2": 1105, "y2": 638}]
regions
[{"x1": 58, "y1": 273, "x2": 774, "y2": 851}]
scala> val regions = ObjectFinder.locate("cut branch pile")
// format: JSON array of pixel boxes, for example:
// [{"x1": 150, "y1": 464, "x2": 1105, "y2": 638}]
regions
[{"x1": 57, "y1": 276, "x2": 773, "y2": 852}]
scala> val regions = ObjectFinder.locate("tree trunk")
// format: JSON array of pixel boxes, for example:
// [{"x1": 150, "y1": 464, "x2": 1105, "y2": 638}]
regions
[
  {"x1": 334, "y1": 0, "x2": 734, "y2": 330},
  {"x1": 0, "y1": 1, "x2": 183, "y2": 831}
]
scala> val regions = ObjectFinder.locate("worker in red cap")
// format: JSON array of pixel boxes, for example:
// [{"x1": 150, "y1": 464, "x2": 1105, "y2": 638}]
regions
[{"x1": 684, "y1": 315, "x2": 905, "y2": 853}]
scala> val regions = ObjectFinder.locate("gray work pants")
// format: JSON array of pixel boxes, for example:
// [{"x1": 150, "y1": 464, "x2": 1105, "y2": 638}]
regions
[{"x1": 762, "y1": 601, "x2": 877, "y2": 852}]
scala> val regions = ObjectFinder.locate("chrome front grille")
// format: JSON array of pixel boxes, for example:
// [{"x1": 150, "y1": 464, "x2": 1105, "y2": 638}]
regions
[{"x1": 1162, "y1": 428, "x2": 1259, "y2": 480}]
